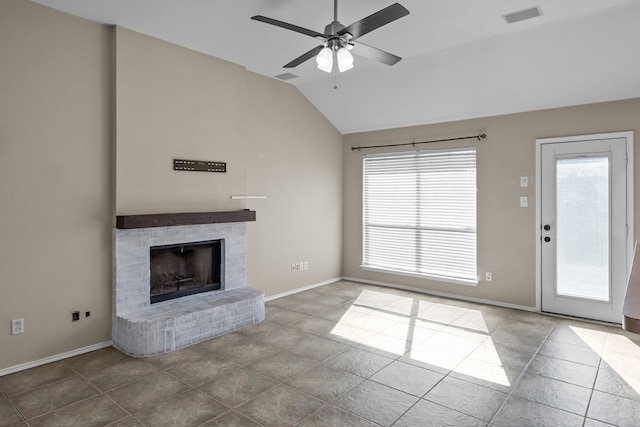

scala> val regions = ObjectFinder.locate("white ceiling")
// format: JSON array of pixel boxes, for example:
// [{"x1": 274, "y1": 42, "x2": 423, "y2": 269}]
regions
[{"x1": 32, "y1": 0, "x2": 640, "y2": 134}]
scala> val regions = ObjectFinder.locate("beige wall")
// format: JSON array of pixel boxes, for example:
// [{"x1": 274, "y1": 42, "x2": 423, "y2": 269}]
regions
[
  {"x1": 114, "y1": 28, "x2": 344, "y2": 297},
  {"x1": 0, "y1": 0, "x2": 113, "y2": 370},
  {"x1": 343, "y1": 98, "x2": 640, "y2": 307},
  {"x1": 0, "y1": 2, "x2": 342, "y2": 371}
]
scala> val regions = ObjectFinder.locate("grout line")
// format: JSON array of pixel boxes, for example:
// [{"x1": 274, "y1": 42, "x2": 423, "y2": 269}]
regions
[{"x1": 485, "y1": 319, "x2": 559, "y2": 426}]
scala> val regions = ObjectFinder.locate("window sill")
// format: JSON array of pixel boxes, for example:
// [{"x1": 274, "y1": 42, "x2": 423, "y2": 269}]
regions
[{"x1": 359, "y1": 265, "x2": 479, "y2": 287}]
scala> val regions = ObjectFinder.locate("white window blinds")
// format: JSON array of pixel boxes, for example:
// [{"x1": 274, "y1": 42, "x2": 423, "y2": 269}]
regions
[{"x1": 362, "y1": 147, "x2": 477, "y2": 285}]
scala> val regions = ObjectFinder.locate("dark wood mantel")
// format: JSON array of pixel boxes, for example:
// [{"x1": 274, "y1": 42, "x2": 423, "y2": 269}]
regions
[{"x1": 116, "y1": 210, "x2": 256, "y2": 229}]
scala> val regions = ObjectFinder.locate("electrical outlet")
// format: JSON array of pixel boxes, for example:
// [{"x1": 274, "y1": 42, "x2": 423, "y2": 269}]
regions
[
  {"x1": 485, "y1": 272, "x2": 493, "y2": 281},
  {"x1": 303, "y1": 261, "x2": 308, "y2": 271},
  {"x1": 291, "y1": 263, "x2": 296, "y2": 272},
  {"x1": 11, "y1": 318, "x2": 24, "y2": 335}
]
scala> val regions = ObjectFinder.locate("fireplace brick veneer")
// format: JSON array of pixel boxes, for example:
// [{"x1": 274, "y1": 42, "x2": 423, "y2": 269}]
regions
[{"x1": 113, "y1": 222, "x2": 265, "y2": 357}]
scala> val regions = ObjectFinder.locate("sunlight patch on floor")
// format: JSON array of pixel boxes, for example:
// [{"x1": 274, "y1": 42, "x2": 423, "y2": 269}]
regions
[{"x1": 329, "y1": 289, "x2": 511, "y2": 386}]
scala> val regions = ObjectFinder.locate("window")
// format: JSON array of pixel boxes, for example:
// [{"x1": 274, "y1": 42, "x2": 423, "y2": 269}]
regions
[{"x1": 362, "y1": 147, "x2": 477, "y2": 285}]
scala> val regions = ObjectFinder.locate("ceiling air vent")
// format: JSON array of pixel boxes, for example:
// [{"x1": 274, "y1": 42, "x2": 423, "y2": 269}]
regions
[
  {"x1": 503, "y1": 6, "x2": 542, "y2": 24},
  {"x1": 274, "y1": 72, "x2": 298, "y2": 81}
]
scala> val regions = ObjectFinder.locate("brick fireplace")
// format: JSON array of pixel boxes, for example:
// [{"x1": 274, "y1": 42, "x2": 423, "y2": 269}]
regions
[{"x1": 112, "y1": 211, "x2": 264, "y2": 357}]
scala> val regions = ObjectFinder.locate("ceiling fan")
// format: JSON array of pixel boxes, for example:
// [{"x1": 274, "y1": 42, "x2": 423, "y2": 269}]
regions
[{"x1": 251, "y1": 0, "x2": 409, "y2": 73}]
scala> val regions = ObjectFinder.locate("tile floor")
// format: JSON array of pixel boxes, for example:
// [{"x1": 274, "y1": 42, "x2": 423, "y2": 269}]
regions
[{"x1": 1, "y1": 280, "x2": 639, "y2": 426}]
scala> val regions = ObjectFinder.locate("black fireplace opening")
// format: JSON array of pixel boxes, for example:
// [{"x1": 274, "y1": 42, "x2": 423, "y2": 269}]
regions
[{"x1": 150, "y1": 240, "x2": 222, "y2": 304}]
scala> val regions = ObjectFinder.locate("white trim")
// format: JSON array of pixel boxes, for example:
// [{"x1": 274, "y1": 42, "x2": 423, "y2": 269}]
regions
[
  {"x1": 265, "y1": 277, "x2": 343, "y2": 301},
  {"x1": 360, "y1": 265, "x2": 478, "y2": 287},
  {"x1": 230, "y1": 195, "x2": 267, "y2": 200},
  {"x1": 535, "y1": 131, "x2": 634, "y2": 317},
  {"x1": 343, "y1": 276, "x2": 535, "y2": 312},
  {"x1": 0, "y1": 341, "x2": 113, "y2": 377}
]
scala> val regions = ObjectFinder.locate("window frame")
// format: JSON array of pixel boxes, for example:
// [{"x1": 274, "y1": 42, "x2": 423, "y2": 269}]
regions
[{"x1": 360, "y1": 146, "x2": 478, "y2": 286}]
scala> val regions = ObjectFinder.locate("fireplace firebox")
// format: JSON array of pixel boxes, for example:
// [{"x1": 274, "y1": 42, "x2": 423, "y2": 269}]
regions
[{"x1": 149, "y1": 240, "x2": 222, "y2": 303}]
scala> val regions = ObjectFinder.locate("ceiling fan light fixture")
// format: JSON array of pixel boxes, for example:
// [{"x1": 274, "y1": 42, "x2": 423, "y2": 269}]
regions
[
  {"x1": 316, "y1": 47, "x2": 333, "y2": 73},
  {"x1": 337, "y1": 47, "x2": 354, "y2": 72}
]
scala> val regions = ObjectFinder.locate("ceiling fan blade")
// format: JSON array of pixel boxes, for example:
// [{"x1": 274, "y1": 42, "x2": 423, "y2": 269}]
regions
[
  {"x1": 251, "y1": 15, "x2": 326, "y2": 39},
  {"x1": 338, "y1": 3, "x2": 409, "y2": 40},
  {"x1": 351, "y1": 42, "x2": 402, "y2": 65},
  {"x1": 284, "y1": 45, "x2": 324, "y2": 68}
]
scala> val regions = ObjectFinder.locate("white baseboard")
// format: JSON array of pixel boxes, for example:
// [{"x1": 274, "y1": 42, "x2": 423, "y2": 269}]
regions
[
  {"x1": 342, "y1": 276, "x2": 536, "y2": 312},
  {"x1": 0, "y1": 340, "x2": 113, "y2": 377},
  {"x1": 265, "y1": 277, "x2": 343, "y2": 301}
]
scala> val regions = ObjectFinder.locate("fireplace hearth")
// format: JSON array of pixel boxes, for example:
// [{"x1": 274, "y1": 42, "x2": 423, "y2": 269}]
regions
[
  {"x1": 150, "y1": 240, "x2": 222, "y2": 303},
  {"x1": 112, "y1": 215, "x2": 264, "y2": 357}
]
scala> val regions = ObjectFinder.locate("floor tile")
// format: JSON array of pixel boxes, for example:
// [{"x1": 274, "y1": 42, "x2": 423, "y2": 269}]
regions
[
  {"x1": 134, "y1": 389, "x2": 229, "y2": 427},
  {"x1": 594, "y1": 365, "x2": 640, "y2": 401},
  {"x1": 358, "y1": 340, "x2": 413, "y2": 362},
  {"x1": 291, "y1": 335, "x2": 349, "y2": 362},
  {"x1": 266, "y1": 295, "x2": 307, "y2": 309},
  {"x1": 399, "y1": 343, "x2": 466, "y2": 374},
  {"x1": 298, "y1": 404, "x2": 381, "y2": 427},
  {"x1": 198, "y1": 367, "x2": 280, "y2": 407},
  {"x1": 393, "y1": 399, "x2": 486, "y2": 427},
  {"x1": 196, "y1": 331, "x2": 250, "y2": 354},
  {"x1": 511, "y1": 373, "x2": 591, "y2": 416},
  {"x1": 583, "y1": 418, "x2": 617, "y2": 427},
  {"x1": 448, "y1": 310, "x2": 505, "y2": 334},
  {"x1": 208, "y1": 336, "x2": 284, "y2": 366},
  {"x1": 424, "y1": 376, "x2": 507, "y2": 421},
  {"x1": 241, "y1": 324, "x2": 312, "y2": 348},
  {"x1": 0, "y1": 394, "x2": 24, "y2": 427},
  {"x1": 538, "y1": 340, "x2": 601, "y2": 367},
  {"x1": 491, "y1": 395, "x2": 584, "y2": 427},
  {"x1": 11, "y1": 375, "x2": 98, "y2": 419},
  {"x1": 285, "y1": 301, "x2": 336, "y2": 316},
  {"x1": 370, "y1": 360, "x2": 444, "y2": 397},
  {"x1": 587, "y1": 390, "x2": 640, "y2": 427},
  {"x1": 265, "y1": 307, "x2": 309, "y2": 326},
  {"x1": 547, "y1": 321, "x2": 609, "y2": 350},
  {"x1": 107, "y1": 371, "x2": 189, "y2": 412},
  {"x1": 288, "y1": 365, "x2": 363, "y2": 401},
  {"x1": 236, "y1": 384, "x2": 325, "y2": 427},
  {"x1": 453, "y1": 356, "x2": 526, "y2": 393},
  {"x1": 527, "y1": 354, "x2": 598, "y2": 389},
  {"x1": 145, "y1": 346, "x2": 211, "y2": 370},
  {"x1": 199, "y1": 410, "x2": 262, "y2": 426},
  {"x1": 290, "y1": 315, "x2": 338, "y2": 336},
  {"x1": 84, "y1": 359, "x2": 159, "y2": 391},
  {"x1": 0, "y1": 362, "x2": 75, "y2": 396},
  {"x1": 28, "y1": 395, "x2": 128, "y2": 427},
  {"x1": 313, "y1": 305, "x2": 354, "y2": 322},
  {"x1": 105, "y1": 416, "x2": 146, "y2": 426},
  {"x1": 417, "y1": 301, "x2": 468, "y2": 324},
  {"x1": 166, "y1": 353, "x2": 241, "y2": 387},
  {"x1": 63, "y1": 347, "x2": 130, "y2": 373},
  {"x1": 249, "y1": 351, "x2": 318, "y2": 382},
  {"x1": 323, "y1": 347, "x2": 393, "y2": 378},
  {"x1": 333, "y1": 380, "x2": 419, "y2": 426}
]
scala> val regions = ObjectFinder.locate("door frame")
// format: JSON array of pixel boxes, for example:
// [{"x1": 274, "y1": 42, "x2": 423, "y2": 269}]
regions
[{"x1": 535, "y1": 131, "x2": 634, "y2": 316}]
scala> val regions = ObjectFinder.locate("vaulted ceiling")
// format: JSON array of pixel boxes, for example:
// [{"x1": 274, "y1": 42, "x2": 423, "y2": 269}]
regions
[{"x1": 32, "y1": 0, "x2": 640, "y2": 134}]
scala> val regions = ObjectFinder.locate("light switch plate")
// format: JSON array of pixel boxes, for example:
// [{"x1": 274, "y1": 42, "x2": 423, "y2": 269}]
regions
[
  {"x1": 520, "y1": 176, "x2": 529, "y2": 187},
  {"x1": 520, "y1": 196, "x2": 528, "y2": 208}
]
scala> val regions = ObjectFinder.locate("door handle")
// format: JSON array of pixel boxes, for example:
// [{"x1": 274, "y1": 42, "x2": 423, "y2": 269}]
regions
[{"x1": 544, "y1": 237, "x2": 551, "y2": 242}]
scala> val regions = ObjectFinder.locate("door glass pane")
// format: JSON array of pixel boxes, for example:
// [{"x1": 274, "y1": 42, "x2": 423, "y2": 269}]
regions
[{"x1": 556, "y1": 156, "x2": 610, "y2": 301}]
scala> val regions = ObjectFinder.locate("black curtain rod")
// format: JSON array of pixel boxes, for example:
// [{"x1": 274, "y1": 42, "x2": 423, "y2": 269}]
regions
[{"x1": 350, "y1": 133, "x2": 486, "y2": 151}]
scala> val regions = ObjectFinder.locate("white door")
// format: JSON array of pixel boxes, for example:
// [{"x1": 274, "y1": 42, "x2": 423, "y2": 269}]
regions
[{"x1": 537, "y1": 132, "x2": 633, "y2": 323}]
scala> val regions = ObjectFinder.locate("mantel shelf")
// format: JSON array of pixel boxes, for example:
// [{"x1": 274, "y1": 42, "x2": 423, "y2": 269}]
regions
[{"x1": 116, "y1": 209, "x2": 256, "y2": 229}]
